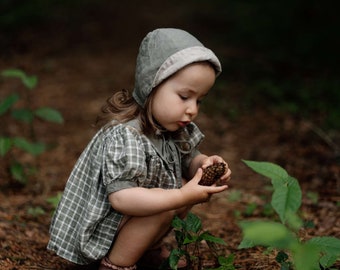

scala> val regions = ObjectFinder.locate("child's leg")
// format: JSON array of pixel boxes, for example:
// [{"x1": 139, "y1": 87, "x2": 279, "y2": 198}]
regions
[{"x1": 107, "y1": 206, "x2": 190, "y2": 267}]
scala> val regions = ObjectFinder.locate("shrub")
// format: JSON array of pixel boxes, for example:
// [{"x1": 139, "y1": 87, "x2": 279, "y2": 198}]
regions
[{"x1": 0, "y1": 68, "x2": 63, "y2": 184}]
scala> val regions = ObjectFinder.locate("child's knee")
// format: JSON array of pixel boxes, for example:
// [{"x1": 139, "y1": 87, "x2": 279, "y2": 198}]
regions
[
  {"x1": 175, "y1": 205, "x2": 192, "y2": 219},
  {"x1": 160, "y1": 206, "x2": 192, "y2": 223},
  {"x1": 158, "y1": 210, "x2": 177, "y2": 226}
]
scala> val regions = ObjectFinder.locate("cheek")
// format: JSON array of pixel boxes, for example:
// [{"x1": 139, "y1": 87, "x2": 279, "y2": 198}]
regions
[
  {"x1": 154, "y1": 91, "x2": 176, "y2": 109},
  {"x1": 151, "y1": 97, "x2": 167, "y2": 120},
  {"x1": 153, "y1": 98, "x2": 172, "y2": 116},
  {"x1": 152, "y1": 95, "x2": 178, "y2": 122}
]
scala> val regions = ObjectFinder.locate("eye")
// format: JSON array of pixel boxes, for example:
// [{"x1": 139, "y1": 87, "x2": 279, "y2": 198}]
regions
[{"x1": 179, "y1": 94, "x2": 188, "y2": 100}]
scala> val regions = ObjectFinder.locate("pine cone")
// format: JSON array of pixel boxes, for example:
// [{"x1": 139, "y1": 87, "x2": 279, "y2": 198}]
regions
[{"x1": 199, "y1": 163, "x2": 226, "y2": 186}]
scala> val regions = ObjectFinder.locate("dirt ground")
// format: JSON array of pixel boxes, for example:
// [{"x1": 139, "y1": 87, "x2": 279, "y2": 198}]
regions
[{"x1": 1, "y1": 2, "x2": 340, "y2": 269}]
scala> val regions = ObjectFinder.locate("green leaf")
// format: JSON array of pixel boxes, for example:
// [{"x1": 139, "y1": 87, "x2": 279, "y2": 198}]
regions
[
  {"x1": 46, "y1": 192, "x2": 63, "y2": 215},
  {"x1": 285, "y1": 211, "x2": 303, "y2": 231},
  {"x1": 227, "y1": 189, "x2": 242, "y2": 202},
  {"x1": 27, "y1": 206, "x2": 45, "y2": 217},
  {"x1": 307, "y1": 236, "x2": 340, "y2": 268},
  {"x1": 174, "y1": 230, "x2": 185, "y2": 247},
  {"x1": 185, "y1": 212, "x2": 202, "y2": 233},
  {"x1": 172, "y1": 215, "x2": 184, "y2": 230},
  {"x1": 280, "y1": 262, "x2": 291, "y2": 270},
  {"x1": 168, "y1": 248, "x2": 186, "y2": 270},
  {"x1": 34, "y1": 107, "x2": 64, "y2": 123},
  {"x1": 291, "y1": 242, "x2": 320, "y2": 270},
  {"x1": 238, "y1": 238, "x2": 255, "y2": 249},
  {"x1": 1, "y1": 69, "x2": 37, "y2": 89},
  {"x1": 203, "y1": 255, "x2": 236, "y2": 270},
  {"x1": 242, "y1": 160, "x2": 288, "y2": 180},
  {"x1": 10, "y1": 162, "x2": 27, "y2": 184},
  {"x1": 12, "y1": 137, "x2": 45, "y2": 156},
  {"x1": 0, "y1": 137, "x2": 12, "y2": 156},
  {"x1": 0, "y1": 93, "x2": 19, "y2": 115},
  {"x1": 199, "y1": 231, "x2": 226, "y2": 245},
  {"x1": 319, "y1": 254, "x2": 339, "y2": 269},
  {"x1": 183, "y1": 233, "x2": 199, "y2": 244},
  {"x1": 11, "y1": 108, "x2": 34, "y2": 123},
  {"x1": 218, "y1": 254, "x2": 235, "y2": 266},
  {"x1": 239, "y1": 221, "x2": 297, "y2": 249},
  {"x1": 244, "y1": 202, "x2": 257, "y2": 216},
  {"x1": 306, "y1": 191, "x2": 319, "y2": 204},
  {"x1": 271, "y1": 176, "x2": 302, "y2": 223},
  {"x1": 243, "y1": 160, "x2": 302, "y2": 223},
  {"x1": 307, "y1": 236, "x2": 340, "y2": 255},
  {"x1": 46, "y1": 192, "x2": 63, "y2": 209}
]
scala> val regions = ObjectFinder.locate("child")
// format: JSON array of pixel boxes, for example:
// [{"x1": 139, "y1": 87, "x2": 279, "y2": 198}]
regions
[{"x1": 48, "y1": 28, "x2": 232, "y2": 270}]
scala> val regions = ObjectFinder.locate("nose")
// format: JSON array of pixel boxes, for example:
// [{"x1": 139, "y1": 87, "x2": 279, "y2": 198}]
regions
[{"x1": 186, "y1": 101, "x2": 198, "y2": 117}]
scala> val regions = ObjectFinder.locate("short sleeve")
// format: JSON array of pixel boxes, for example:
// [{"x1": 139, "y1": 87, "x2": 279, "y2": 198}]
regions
[{"x1": 101, "y1": 126, "x2": 147, "y2": 194}]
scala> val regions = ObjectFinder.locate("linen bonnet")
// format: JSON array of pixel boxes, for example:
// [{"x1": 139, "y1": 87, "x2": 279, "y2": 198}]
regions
[{"x1": 132, "y1": 28, "x2": 222, "y2": 107}]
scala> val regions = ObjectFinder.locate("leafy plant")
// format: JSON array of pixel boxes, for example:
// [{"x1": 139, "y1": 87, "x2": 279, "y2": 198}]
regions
[
  {"x1": 166, "y1": 212, "x2": 233, "y2": 270},
  {"x1": 0, "y1": 68, "x2": 63, "y2": 184},
  {"x1": 46, "y1": 192, "x2": 62, "y2": 214},
  {"x1": 227, "y1": 189, "x2": 242, "y2": 202},
  {"x1": 243, "y1": 202, "x2": 257, "y2": 216},
  {"x1": 27, "y1": 206, "x2": 46, "y2": 217},
  {"x1": 206, "y1": 254, "x2": 236, "y2": 270},
  {"x1": 239, "y1": 160, "x2": 340, "y2": 270},
  {"x1": 306, "y1": 191, "x2": 319, "y2": 205}
]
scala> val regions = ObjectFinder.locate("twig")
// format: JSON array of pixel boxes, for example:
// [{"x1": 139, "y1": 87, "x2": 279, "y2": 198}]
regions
[{"x1": 308, "y1": 122, "x2": 340, "y2": 155}]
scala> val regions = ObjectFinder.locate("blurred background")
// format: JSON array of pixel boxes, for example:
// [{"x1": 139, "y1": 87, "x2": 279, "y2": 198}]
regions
[{"x1": 1, "y1": 0, "x2": 339, "y2": 129}]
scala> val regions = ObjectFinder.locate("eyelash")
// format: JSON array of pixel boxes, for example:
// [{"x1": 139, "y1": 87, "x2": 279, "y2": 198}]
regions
[
  {"x1": 179, "y1": 95, "x2": 202, "y2": 105},
  {"x1": 179, "y1": 95, "x2": 188, "y2": 100}
]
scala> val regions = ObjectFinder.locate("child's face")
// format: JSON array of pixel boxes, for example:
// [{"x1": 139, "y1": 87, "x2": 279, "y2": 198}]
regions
[{"x1": 151, "y1": 62, "x2": 216, "y2": 132}]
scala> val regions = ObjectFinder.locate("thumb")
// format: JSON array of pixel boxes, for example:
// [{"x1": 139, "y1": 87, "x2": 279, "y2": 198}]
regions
[{"x1": 192, "y1": 168, "x2": 203, "y2": 184}]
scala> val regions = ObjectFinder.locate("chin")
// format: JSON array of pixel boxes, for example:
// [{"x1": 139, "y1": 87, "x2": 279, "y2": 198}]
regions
[{"x1": 164, "y1": 126, "x2": 179, "y2": 132}]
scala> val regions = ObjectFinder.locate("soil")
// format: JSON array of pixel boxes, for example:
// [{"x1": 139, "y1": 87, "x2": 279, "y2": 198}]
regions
[{"x1": 1, "y1": 2, "x2": 339, "y2": 269}]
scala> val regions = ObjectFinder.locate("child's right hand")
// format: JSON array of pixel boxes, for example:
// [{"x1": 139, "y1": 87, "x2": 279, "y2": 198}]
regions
[{"x1": 180, "y1": 168, "x2": 228, "y2": 205}]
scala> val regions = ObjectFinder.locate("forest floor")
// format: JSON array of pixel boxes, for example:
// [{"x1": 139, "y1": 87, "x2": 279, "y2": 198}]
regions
[{"x1": 1, "y1": 2, "x2": 340, "y2": 269}]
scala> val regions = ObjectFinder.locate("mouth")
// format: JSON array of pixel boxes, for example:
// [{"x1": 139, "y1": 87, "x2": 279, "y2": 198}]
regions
[{"x1": 178, "y1": 121, "x2": 190, "y2": 127}]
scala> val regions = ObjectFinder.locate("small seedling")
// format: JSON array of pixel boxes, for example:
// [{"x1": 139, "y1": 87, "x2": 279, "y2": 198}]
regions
[
  {"x1": 27, "y1": 206, "x2": 45, "y2": 217},
  {"x1": 306, "y1": 191, "x2": 319, "y2": 204},
  {"x1": 206, "y1": 254, "x2": 236, "y2": 270},
  {"x1": 227, "y1": 190, "x2": 242, "y2": 202},
  {"x1": 46, "y1": 192, "x2": 62, "y2": 214},
  {"x1": 0, "y1": 69, "x2": 63, "y2": 184},
  {"x1": 166, "y1": 212, "x2": 232, "y2": 270},
  {"x1": 238, "y1": 160, "x2": 340, "y2": 270},
  {"x1": 244, "y1": 202, "x2": 257, "y2": 216}
]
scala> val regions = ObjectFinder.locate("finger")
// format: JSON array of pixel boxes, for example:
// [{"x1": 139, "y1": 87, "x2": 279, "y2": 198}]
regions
[
  {"x1": 201, "y1": 161, "x2": 212, "y2": 169},
  {"x1": 192, "y1": 168, "x2": 203, "y2": 183},
  {"x1": 221, "y1": 168, "x2": 232, "y2": 180},
  {"x1": 211, "y1": 155, "x2": 221, "y2": 163},
  {"x1": 202, "y1": 157, "x2": 225, "y2": 169},
  {"x1": 208, "y1": 184, "x2": 228, "y2": 193}
]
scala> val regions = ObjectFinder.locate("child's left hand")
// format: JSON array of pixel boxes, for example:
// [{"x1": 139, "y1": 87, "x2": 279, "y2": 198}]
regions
[{"x1": 201, "y1": 155, "x2": 232, "y2": 183}]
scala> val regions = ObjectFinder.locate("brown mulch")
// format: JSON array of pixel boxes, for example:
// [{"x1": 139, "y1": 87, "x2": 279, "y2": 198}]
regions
[{"x1": 1, "y1": 2, "x2": 340, "y2": 269}]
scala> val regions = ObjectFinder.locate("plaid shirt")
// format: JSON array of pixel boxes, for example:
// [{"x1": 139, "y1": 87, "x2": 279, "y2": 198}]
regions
[{"x1": 47, "y1": 120, "x2": 204, "y2": 264}]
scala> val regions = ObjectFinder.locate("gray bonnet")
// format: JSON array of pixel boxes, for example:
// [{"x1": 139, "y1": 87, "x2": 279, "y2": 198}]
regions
[{"x1": 132, "y1": 28, "x2": 222, "y2": 107}]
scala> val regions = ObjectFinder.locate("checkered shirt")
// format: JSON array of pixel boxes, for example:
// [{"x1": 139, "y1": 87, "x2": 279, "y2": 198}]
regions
[{"x1": 47, "y1": 120, "x2": 204, "y2": 264}]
